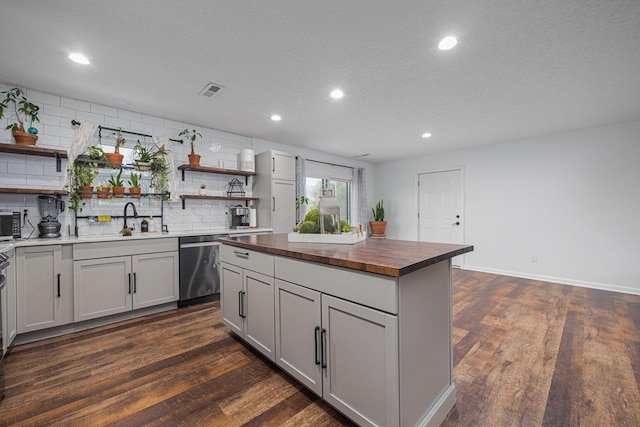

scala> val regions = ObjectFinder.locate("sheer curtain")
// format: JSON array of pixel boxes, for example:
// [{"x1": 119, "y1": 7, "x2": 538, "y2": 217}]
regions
[
  {"x1": 356, "y1": 167, "x2": 368, "y2": 233},
  {"x1": 65, "y1": 122, "x2": 97, "y2": 188},
  {"x1": 295, "y1": 156, "x2": 306, "y2": 223}
]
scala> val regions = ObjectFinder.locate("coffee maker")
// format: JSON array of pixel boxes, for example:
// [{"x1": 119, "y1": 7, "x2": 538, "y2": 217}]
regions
[
  {"x1": 229, "y1": 206, "x2": 250, "y2": 229},
  {"x1": 37, "y1": 195, "x2": 65, "y2": 238}
]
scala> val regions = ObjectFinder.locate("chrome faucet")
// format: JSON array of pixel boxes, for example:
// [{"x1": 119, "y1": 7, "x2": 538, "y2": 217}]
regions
[{"x1": 123, "y1": 202, "x2": 138, "y2": 231}]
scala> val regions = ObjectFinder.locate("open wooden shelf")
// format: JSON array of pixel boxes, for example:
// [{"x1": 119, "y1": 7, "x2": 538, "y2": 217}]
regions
[
  {"x1": 0, "y1": 142, "x2": 68, "y2": 159},
  {"x1": 179, "y1": 194, "x2": 258, "y2": 209},
  {"x1": 177, "y1": 164, "x2": 257, "y2": 180},
  {"x1": 0, "y1": 187, "x2": 69, "y2": 195}
]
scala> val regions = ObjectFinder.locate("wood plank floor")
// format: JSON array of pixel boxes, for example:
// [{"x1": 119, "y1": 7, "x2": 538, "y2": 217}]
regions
[{"x1": 1, "y1": 269, "x2": 639, "y2": 426}]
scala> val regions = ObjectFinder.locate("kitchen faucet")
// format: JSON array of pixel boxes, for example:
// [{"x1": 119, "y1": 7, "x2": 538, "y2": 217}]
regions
[{"x1": 123, "y1": 202, "x2": 138, "y2": 231}]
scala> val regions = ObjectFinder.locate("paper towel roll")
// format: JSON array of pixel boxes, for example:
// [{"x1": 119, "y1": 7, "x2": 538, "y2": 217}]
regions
[{"x1": 249, "y1": 207, "x2": 257, "y2": 228}]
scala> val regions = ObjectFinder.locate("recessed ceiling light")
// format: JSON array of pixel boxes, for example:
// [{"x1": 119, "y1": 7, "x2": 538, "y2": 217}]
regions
[
  {"x1": 271, "y1": 114, "x2": 282, "y2": 122},
  {"x1": 438, "y1": 36, "x2": 458, "y2": 51},
  {"x1": 330, "y1": 89, "x2": 344, "y2": 99},
  {"x1": 422, "y1": 132, "x2": 432, "y2": 139},
  {"x1": 68, "y1": 53, "x2": 90, "y2": 65}
]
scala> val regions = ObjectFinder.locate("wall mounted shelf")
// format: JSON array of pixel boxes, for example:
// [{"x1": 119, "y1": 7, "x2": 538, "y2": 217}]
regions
[
  {"x1": 0, "y1": 188, "x2": 69, "y2": 196},
  {"x1": 179, "y1": 194, "x2": 258, "y2": 209},
  {"x1": 177, "y1": 164, "x2": 257, "y2": 181},
  {"x1": 0, "y1": 142, "x2": 67, "y2": 172}
]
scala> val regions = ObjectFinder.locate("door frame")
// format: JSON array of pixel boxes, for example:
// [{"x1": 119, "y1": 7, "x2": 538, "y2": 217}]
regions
[{"x1": 415, "y1": 167, "x2": 466, "y2": 267}]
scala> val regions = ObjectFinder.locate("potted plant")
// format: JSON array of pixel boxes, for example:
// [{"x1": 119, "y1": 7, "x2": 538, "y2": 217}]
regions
[
  {"x1": 128, "y1": 172, "x2": 142, "y2": 198},
  {"x1": 133, "y1": 139, "x2": 162, "y2": 170},
  {"x1": 108, "y1": 168, "x2": 125, "y2": 198},
  {"x1": 0, "y1": 87, "x2": 40, "y2": 146},
  {"x1": 106, "y1": 128, "x2": 126, "y2": 167},
  {"x1": 178, "y1": 128, "x2": 202, "y2": 166},
  {"x1": 369, "y1": 199, "x2": 387, "y2": 237},
  {"x1": 96, "y1": 184, "x2": 111, "y2": 199}
]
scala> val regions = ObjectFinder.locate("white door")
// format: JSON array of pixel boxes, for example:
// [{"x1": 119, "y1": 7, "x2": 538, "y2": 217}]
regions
[
  {"x1": 243, "y1": 269, "x2": 275, "y2": 361},
  {"x1": 272, "y1": 179, "x2": 296, "y2": 233},
  {"x1": 132, "y1": 251, "x2": 179, "y2": 309},
  {"x1": 418, "y1": 169, "x2": 464, "y2": 265},
  {"x1": 220, "y1": 262, "x2": 243, "y2": 336}
]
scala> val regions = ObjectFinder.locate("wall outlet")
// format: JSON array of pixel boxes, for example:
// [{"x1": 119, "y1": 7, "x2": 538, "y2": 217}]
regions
[{"x1": 531, "y1": 254, "x2": 538, "y2": 263}]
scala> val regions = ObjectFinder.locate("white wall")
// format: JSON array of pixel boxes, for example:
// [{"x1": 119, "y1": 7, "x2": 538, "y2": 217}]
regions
[
  {"x1": 0, "y1": 84, "x2": 373, "y2": 236},
  {"x1": 374, "y1": 120, "x2": 640, "y2": 294}
]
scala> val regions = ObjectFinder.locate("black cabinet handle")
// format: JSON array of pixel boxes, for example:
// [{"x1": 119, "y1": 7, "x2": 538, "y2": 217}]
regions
[
  {"x1": 133, "y1": 272, "x2": 137, "y2": 293},
  {"x1": 273, "y1": 197, "x2": 275, "y2": 212},
  {"x1": 57, "y1": 273, "x2": 61, "y2": 297},
  {"x1": 272, "y1": 157, "x2": 275, "y2": 173},
  {"x1": 321, "y1": 328, "x2": 327, "y2": 369},
  {"x1": 128, "y1": 273, "x2": 132, "y2": 294},
  {"x1": 238, "y1": 291, "x2": 242, "y2": 318},
  {"x1": 314, "y1": 326, "x2": 321, "y2": 365}
]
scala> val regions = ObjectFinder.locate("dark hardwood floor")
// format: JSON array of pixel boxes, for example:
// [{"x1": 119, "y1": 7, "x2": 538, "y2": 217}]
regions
[{"x1": 1, "y1": 269, "x2": 639, "y2": 426}]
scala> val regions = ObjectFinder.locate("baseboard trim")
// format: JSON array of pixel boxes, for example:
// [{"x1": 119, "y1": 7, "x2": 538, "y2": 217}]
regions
[{"x1": 461, "y1": 265, "x2": 640, "y2": 296}]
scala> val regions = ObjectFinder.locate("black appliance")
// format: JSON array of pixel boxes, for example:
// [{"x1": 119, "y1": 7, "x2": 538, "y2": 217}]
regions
[{"x1": 178, "y1": 235, "x2": 228, "y2": 307}]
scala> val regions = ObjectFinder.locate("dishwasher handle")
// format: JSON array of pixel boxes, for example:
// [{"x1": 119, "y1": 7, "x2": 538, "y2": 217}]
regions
[{"x1": 180, "y1": 241, "x2": 222, "y2": 249}]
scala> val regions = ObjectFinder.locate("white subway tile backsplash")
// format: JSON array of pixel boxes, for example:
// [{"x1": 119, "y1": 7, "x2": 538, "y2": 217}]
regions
[
  {"x1": 61, "y1": 97, "x2": 91, "y2": 112},
  {"x1": 162, "y1": 119, "x2": 184, "y2": 131},
  {"x1": 26, "y1": 89, "x2": 61, "y2": 106},
  {"x1": 44, "y1": 104, "x2": 76, "y2": 119},
  {"x1": 76, "y1": 111, "x2": 105, "y2": 125},
  {"x1": 36, "y1": 134, "x2": 62, "y2": 148},
  {"x1": 91, "y1": 104, "x2": 118, "y2": 117},
  {"x1": 128, "y1": 121, "x2": 153, "y2": 135},
  {"x1": 0, "y1": 173, "x2": 27, "y2": 186},
  {"x1": 27, "y1": 175, "x2": 63, "y2": 188},
  {"x1": 39, "y1": 113, "x2": 61, "y2": 126},
  {"x1": 142, "y1": 114, "x2": 164, "y2": 126},
  {"x1": 104, "y1": 116, "x2": 130, "y2": 129},
  {"x1": 9, "y1": 163, "x2": 44, "y2": 175},
  {"x1": 43, "y1": 124, "x2": 76, "y2": 139},
  {"x1": 118, "y1": 109, "x2": 142, "y2": 122}
]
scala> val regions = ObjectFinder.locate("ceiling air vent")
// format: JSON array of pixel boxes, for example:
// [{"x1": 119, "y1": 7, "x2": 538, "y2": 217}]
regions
[{"x1": 199, "y1": 82, "x2": 224, "y2": 98}]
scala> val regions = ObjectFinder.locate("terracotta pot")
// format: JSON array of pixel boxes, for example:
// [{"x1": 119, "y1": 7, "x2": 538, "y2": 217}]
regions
[
  {"x1": 13, "y1": 131, "x2": 38, "y2": 146},
  {"x1": 106, "y1": 152, "x2": 124, "y2": 168},
  {"x1": 97, "y1": 186, "x2": 111, "y2": 199},
  {"x1": 112, "y1": 186, "x2": 125, "y2": 198},
  {"x1": 369, "y1": 220, "x2": 387, "y2": 237},
  {"x1": 79, "y1": 185, "x2": 94, "y2": 199},
  {"x1": 129, "y1": 187, "x2": 141, "y2": 199},
  {"x1": 188, "y1": 154, "x2": 201, "y2": 166}
]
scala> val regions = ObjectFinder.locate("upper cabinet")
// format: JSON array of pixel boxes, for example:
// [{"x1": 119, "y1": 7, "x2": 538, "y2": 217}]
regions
[
  {"x1": 267, "y1": 150, "x2": 295, "y2": 181},
  {"x1": 253, "y1": 150, "x2": 296, "y2": 233}
]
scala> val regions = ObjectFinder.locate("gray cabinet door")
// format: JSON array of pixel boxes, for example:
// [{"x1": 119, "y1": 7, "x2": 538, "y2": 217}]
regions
[
  {"x1": 244, "y1": 269, "x2": 275, "y2": 361},
  {"x1": 322, "y1": 294, "x2": 399, "y2": 427},
  {"x1": 272, "y1": 179, "x2": 295, "y2": 233},
  {"x1": 132, "y1": 251, "x2": 179, "y2": 309},
  {"x1": 274, "y1": 279, "x2": 322, "y2": 395},
  {"x1": 73, "y1": 256, "x2": 132, "y2": 322},
  {"x1": 220, "y1": 262, "x2": 243, "y2": 336}
]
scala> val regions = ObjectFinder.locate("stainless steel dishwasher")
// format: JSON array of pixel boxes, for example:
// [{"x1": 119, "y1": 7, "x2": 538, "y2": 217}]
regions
[{"x1": 179, "y1": 234, "x2": 228, "y2": 306}]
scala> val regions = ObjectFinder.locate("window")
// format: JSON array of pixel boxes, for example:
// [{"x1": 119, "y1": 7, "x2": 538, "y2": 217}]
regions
[{"x1": 304, "y1": 161, "x2": 353, "y2": 224}]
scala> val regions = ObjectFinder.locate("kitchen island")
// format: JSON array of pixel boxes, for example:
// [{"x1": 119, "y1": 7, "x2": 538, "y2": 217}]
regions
[{"x1": 219, "y1": 233, "x2": 473, "y2": 427}]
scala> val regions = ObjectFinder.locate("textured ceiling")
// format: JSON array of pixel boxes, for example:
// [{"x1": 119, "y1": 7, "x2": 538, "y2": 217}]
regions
[{"x1": 1, "y1": 1, "x2": 639, "y2": 163}]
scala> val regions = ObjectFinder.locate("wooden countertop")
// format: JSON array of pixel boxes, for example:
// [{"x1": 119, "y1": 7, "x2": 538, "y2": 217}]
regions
[{"x1": 219, "y1": 233, "x2": 474, "y2": 277}]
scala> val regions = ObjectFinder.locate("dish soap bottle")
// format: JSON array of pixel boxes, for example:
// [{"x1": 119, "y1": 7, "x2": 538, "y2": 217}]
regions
[{"x1": 141, "y1": 218, "x2": 149, "y2": 232}]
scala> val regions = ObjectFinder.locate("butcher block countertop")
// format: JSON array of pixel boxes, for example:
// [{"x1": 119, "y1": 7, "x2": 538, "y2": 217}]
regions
[{"x1": 219, "y1": 233, "x2": 474, "y2": 277}]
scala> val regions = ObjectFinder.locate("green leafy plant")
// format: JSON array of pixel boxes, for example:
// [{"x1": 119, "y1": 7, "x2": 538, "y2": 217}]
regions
[
  {"x1": 66, "y1": 161, "x2": 99, "y2": 211},
  {"x1": 108, "y1": 168, "x2": 124, "y2": 187},
  {"x1": 133, "y1": 139, "x2": 163, "y2": 163},
  {"x1": 0, "y1": 87, "x2": 40, "y2": 133},
  {"x1": 372, "y1": 199, "x2": 385, "y2": 221},
  {"x1": 296, "y1": 196, "x2": 309, "y2": 212},
  {"x1": 87, "y1": 145, "x2": 107, "y2": 162},
  {"x1": 178, "y1": 128, "x2": 202, "y2": 155},
  {"x1": 128, "y1": 172, "x2": 141, "y2": 188}
]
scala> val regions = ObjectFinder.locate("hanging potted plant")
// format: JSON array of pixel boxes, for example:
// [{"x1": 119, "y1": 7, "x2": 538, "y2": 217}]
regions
[
  {"x1": 0, "y1": 87, "x2": 40, "y2": 146},
  {"x1": 128, "y1": 172, "x2": 142, "y2": 198},
  {"x1": 96, "y1": 184, "x2": 111, "y2": 199},
  {"x1": 179, "y1": 128, "x2": 202, "y2": 166},
  {"x1": 369, "y1": 199, "x2": 387, "y2": 237},
  {"x1": 108, "y1": 168, "x2": 125, "y2": 198},
  {"x1": 106, "y1": 128, "x2": 126, "y2": 167}
]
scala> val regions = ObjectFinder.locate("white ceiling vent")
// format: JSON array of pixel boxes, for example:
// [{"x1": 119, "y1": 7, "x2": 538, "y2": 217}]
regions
[{"x1": 199, "y1": 82, "x2": 224, "y2": 98}]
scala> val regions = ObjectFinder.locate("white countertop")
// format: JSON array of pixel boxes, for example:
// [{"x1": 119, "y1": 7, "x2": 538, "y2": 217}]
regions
[{"x1": 0, "y1": 228, "x2": 272, "y2": 249}]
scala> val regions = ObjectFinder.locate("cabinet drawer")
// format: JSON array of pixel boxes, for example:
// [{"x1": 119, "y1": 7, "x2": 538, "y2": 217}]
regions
[
  {"x1": 275, "y1": 256, "x2": 398, "y2": 314},
  {"x1": 73, "y1": 238, "x2": 178, "y2": 260},
  {"x1": 220, "y1": 244, "x2": 274, "y2": 276}
]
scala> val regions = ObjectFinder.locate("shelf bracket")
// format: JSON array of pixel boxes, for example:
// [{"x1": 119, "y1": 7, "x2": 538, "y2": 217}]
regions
[
  {"x1": 182, "y1": 198, "x2": 186, "y2": 210},
  {"x1": 181, "y1": 169, "x2": 186, "y2": 181},
  {"x1": 54, "y1": 151, "x2": 62, "y2": 172}
]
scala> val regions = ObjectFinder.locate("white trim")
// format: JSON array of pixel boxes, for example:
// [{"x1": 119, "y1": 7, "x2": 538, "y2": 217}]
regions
[
  {"x1": 463, "y1": 265, "x2": 640, "y2": 296},
  {"x1": 416, "y1": 384, "x2": 456, "y2": 427}
]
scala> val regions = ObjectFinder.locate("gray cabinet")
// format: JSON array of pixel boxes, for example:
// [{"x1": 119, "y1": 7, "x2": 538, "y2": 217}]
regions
[
  {"x1": 274, "y1": 279, "x2": 399, "y2": 427},
  {"x1": 5, "y1": 248, "x2": 16, "y2": 348},
  {"x1": 220, "y1": 245, "x2": 275, "y2": 361},
  {"x1": 253, "y1": 150, "x2": 296, "y2": 233},
  {"x1": 73, "y1": 239, "x2": 179, "y2": 322},
  {"x1": 16, "y1": 245, "x2": 74, "y2": 333}
]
